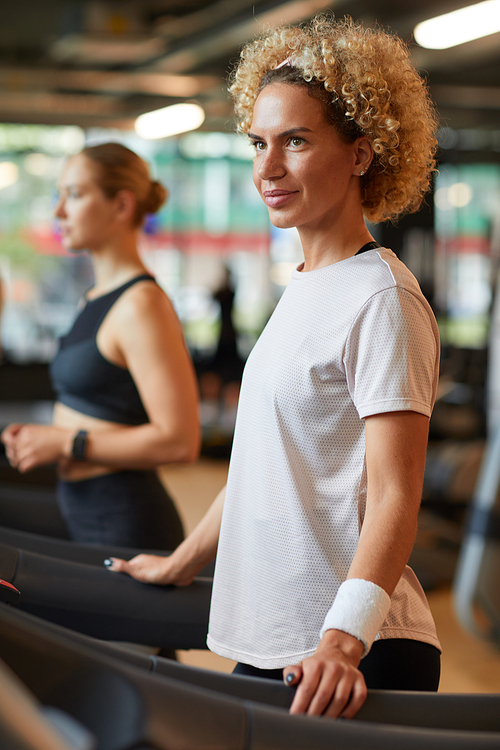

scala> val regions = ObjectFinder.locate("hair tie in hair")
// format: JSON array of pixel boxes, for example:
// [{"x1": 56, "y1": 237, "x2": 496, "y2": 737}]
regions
[{"x1": 274, "y1": 54, "x2": 302, "y2": 70}]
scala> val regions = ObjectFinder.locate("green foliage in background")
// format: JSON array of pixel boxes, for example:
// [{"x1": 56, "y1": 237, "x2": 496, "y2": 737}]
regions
[{"x1": 0, "y1": 230, "x2": 62, "y2": 277}]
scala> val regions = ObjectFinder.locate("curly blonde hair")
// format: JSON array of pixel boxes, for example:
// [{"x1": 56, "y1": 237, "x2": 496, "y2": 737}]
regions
[{"x1": 229, "y1": 15, "x2": 438, "y2": 224}]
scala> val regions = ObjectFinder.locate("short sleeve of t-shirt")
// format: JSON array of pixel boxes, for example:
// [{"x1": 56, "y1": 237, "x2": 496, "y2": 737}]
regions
[{"x1": 344, "y1": 286, "x2": 438, "y2": 419}]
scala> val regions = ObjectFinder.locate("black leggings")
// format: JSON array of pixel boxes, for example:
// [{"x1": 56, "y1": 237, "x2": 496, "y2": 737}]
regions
[
  {"x1": 57, "y1": 470, "x2": 184, "y2": 549},
  {"x1": 233, "y1": 638, "x2": 441, "y2": 691}
]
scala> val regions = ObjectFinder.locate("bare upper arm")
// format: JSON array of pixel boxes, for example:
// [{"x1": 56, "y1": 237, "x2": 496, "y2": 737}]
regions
[
  {"x1": 364, "y1": 410, "x2": 429, "y2": 507},
  {"x1": 347, "y1": 411, "x2": 431, "y2": 589}
]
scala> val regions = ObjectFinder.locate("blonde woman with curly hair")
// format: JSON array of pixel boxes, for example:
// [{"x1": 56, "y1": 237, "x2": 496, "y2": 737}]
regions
[
  {"x1": 110, "y1": 16, "x2": 442, "y2": 716},
  {"x1": 2, "y1": 143, "x2": 200, "y2": 548}
]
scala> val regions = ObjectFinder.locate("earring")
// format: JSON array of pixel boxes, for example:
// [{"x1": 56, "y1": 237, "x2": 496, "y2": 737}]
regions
[{"x1": 359, "y1": 170, "x2": 365, "y2": 176}]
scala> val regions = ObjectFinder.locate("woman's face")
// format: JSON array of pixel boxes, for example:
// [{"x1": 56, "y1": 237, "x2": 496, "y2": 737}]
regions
[
  {"x1": 54, "y1": 154, "x2": 118, "y2": 252},
  {"x1": 250, "y1": 82, "x2": 366, "y2": 234}
]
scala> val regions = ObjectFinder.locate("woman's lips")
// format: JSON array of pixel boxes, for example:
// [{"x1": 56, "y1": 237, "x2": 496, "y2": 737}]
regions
[
  {"x1": 58, "y1": 228, "x2": 73, "y2": 244},
  {"x1": 263, "y1": 189, "x2": 298, "y2": 208}
]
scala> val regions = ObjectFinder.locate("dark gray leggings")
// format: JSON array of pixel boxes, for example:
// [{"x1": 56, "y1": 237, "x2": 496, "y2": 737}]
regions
[
  {"x1": 57, "y1": 470, "x2": 184, "y2": 549},
  {"x1": 234, "y1": 638, "x2": 441, "y2": 691}
]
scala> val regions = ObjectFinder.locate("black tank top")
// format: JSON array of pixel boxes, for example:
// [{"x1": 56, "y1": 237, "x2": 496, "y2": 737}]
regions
[{"x1": 50, "y1": 274, "x2": 156, "y2": 425}]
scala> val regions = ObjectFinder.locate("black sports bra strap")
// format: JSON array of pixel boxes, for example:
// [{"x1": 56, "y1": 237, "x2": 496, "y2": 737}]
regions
[
  {"x1": 85, "y1": 274, "x2": 155, "y2": 302},
  {"x1": 85, "y1": 274, "x2": 157, "y2": 336},
  {"x1": 356, "y1": 241, "x2": 381, "y2": 255},
  {"x1": 116, "y1": 273, "x2": 156, "y2": 292}
]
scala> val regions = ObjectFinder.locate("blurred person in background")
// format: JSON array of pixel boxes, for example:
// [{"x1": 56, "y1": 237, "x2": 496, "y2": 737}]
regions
[
  {"x1": 109, "y1": 14, "x2": 441, "y2": 718},
  {"x1": 2, "y1": 143, "x2": 200, "y2": 548},
  {"x1": 199, "y1": 264, "x2": 244, "y2": 431},
  {"x1": 211, "y1": 265, "x2": 243, "y2": 386}
]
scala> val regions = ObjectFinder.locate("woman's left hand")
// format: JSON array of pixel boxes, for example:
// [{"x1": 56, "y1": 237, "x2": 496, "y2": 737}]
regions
[
  {"x1": 1, "y1": 423, "x2": 70, "y2": 472},
  {"x1": 283, "y1": 629, "x2": 366, "y2": 719}
]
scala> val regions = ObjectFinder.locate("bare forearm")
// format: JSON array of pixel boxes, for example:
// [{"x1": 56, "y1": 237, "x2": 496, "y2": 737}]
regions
[
  {"x1": 108, "y1": 485, "x2": 226, "y2": 584},
  {"x1": 64, "y1": 420, "x2": 201, "y2": 469},
  {"x1": 348, "y1": 492, "x2": 419, "y2": 595},
  {"x1": 350, "y1": 411, "x2": 428, "y2": 594},
  {"x1": 170, "y1": 484, "x2": 226, "y2": 574}
]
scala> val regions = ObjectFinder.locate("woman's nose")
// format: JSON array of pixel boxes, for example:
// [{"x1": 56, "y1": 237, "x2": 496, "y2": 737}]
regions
[
  {"x1": 54, "y1": 197, "x2": 65, "y2": 218},
  {"x1": 256, "y1": 147, "x2": 286, "y2": 180}
]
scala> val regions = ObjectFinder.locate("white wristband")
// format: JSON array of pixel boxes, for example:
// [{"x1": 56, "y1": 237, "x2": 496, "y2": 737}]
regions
[{"x1": 319, "y1": 578, "x2": 391, "y2": 658}]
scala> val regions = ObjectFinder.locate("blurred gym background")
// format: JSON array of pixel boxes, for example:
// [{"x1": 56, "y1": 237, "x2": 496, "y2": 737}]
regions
[{"x1": 0, "y1": 0, "x2": 499, "y2": 691}]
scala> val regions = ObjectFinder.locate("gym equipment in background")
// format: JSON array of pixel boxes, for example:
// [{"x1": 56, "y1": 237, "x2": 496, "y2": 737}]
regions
[
  {"x1": 453, "y1": 415, "x2": 500, "y2": 647},
  {"x1": 0, "y1": 483, "x2": 68, "y2": 539},
  {"x1": 0, "y1": 600, "x2": 499, "y2": 750},
  {"x1": 0, "y1": 541, "x2": 211, "y2": 650}
]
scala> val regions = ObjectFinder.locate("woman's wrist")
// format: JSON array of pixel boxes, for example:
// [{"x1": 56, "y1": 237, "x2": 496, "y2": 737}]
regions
[
  {"x1": 320, "y1": 578, "x2": 391, "y2": 658},
  {"x1": 61, "y1": 429, "x2": 74, "y2": 459},
  {"x1": 62, "y1": 429, "x2": 88, "y2": 460},
  {"x1": 319, "y1": 628, "x2": 364, "y2": 664},
  {"x1": 167, "y1": 537, "x2": 210, "y2": 581}
]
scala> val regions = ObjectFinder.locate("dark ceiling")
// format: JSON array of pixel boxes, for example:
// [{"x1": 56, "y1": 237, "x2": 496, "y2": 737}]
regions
[{"x1": 1, "y1": 0, "x2": 499, "y2": 133}]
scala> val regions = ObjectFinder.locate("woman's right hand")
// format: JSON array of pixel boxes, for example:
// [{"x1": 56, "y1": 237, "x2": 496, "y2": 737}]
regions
[
  {"x1": 1, "y1": 423, "x2": 70, "y2": 473},
  {"x1": 107, "y1": 484, "x2": 226, "y2": 587},
  {"x1": 105, "y1": 554, "x2": 197, "y2": 587}
]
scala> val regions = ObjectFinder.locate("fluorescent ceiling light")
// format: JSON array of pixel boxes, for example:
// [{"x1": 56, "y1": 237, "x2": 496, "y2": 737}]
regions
[
  {"x1": 414, "y1": 0, "x2": 500, "y2": 49},
  {"x1": 135, "y1": 103, "x2": 205, "y2": 139}
]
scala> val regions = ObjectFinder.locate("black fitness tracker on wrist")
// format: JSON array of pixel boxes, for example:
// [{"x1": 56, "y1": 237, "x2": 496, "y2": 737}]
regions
[{"x1": 71, "y1": 430, "x2": 88, "y2": 461}]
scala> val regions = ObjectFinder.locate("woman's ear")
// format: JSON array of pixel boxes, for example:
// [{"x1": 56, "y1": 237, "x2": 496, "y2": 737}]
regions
[
  {"x1": 114, "y1": 189, "x2": 137, "y2": 226},
  {"x1": 353, "y1": 137, "x2": 374, "y2": 177}
]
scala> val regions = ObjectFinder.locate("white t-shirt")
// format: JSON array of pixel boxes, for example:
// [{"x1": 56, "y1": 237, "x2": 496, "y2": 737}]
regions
[{"x1": 207, "y1": 248, "x2": 441, "y2": 669}]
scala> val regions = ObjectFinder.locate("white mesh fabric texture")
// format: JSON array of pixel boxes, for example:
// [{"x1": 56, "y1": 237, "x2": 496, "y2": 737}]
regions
[{"x1": 207, "y1": 249, "x2": 441, "y2": 668}]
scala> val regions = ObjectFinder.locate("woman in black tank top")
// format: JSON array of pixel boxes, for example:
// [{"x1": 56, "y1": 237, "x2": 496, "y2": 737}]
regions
[{"x1": 1, "y1": 143, "x2": 200, "y2": 549}]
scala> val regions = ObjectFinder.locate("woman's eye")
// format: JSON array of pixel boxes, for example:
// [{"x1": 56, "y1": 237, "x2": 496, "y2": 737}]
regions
[
  {"x1": 250, "y1": 140, "x2": 265, "y2": 152},
  {"x1": 290, "y1": 137, "x2": 304, "y2": 147}
]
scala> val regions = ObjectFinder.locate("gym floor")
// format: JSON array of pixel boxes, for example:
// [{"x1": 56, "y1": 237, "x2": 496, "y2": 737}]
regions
[{"x1": 159, "y1": 458, "x2": 500, "y2": 693}]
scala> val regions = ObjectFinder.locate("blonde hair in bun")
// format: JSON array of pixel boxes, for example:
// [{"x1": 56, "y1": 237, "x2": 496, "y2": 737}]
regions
[
  {"x1": 145, "y1": 180, "x2": 168, "y2": 215},
  {"x1": 81, "y1": 142, "x2": 168, "y2": 227}
]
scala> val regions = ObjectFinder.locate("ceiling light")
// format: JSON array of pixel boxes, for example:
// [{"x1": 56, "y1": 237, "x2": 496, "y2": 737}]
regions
[
  {"x1": 434, "y1": 182, "x2": 474, "y2": 210},
  {"x1": 135, "y1": 103, "x2": 205, "y2": 140},
  {"x1": 448, "y1": 182, "x2": 473, "y2": 207},
  {"x1": 414, "y1": 0, "x2": 500, "y2": 49},
  {"x1": 24, "y1": 153, "x2": 51, "y2": 176},
  {"x1": 50, "y1": 34, "x2": 164, "y2": 64},
  {"x1": 0, "y1": 162, "x2": 19, "y2": 190}
]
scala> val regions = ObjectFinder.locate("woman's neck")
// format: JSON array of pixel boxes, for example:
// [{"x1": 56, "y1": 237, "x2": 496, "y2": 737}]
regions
[
  {"x1": 89, "y1": 234, "x2": 147, "y2": 295},
  {"x1": 298, "y1": 224, "x2": 374, "y2": 272},
  {"x1": 296, "y1": 197, "x2": 374, "y2": 271}
]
